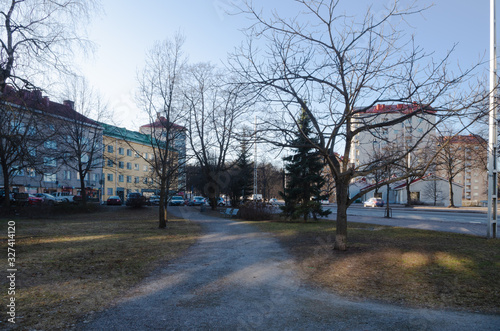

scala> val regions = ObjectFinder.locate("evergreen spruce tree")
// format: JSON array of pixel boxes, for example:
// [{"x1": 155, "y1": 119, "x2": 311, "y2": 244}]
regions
[
  {"x1": 280, "y1": 108, "x2": 331, "y2": 221},
  {"x1": 229, "y1": 136, "x2": 253, "y2": 206}
]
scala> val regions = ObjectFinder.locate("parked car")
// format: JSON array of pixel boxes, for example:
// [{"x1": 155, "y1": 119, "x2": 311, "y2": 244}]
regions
[
  {"x1": 28, "y1": 194, "x2": 43, "y2": 206},
  {"x1": 269, "y1": 198, "x2": 278, "y2": 205},
  {"x1": 149, "y1": 195, "x2": 160, "y2": 205},
  {"x1": 169, "y1": 196, "x2": 185, "y2": 206},
  {"x1": 52, "y1": 192, "x2": 75, "y2": 203},
  {"x1": 34, "y1": 193, "x2": 58, "y2": 205},
  {"x1": 188, "y1": 196, "x2": 206, "y2": 206},
  {"x1": 125, "y1": 192, "x2": 147, "y2": 207},
  {"x1": 12, "y1": 192, "x2": 29, "y2": 206},
  {"x1": 106, "y1": 195, "x2": 122, "y2": 205},
  {"x1": 217, "y1": 197, "x2": 226, "y2": 206},
  {"x1": 363, "y1": 197, "x2": 384, "y2": 207}
]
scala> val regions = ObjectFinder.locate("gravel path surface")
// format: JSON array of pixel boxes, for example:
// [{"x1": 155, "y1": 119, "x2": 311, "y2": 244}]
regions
[{"x1": 79, "y1": 207, "x2": 500, "y2": 330}]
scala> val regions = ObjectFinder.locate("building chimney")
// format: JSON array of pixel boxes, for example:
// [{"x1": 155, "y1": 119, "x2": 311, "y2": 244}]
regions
[
  {"x1": 43, "y1": 96, "x2": 50, "y2": 107},
  {"x1": 63, "y1": 100, "x2": 74, "y2": 109}
]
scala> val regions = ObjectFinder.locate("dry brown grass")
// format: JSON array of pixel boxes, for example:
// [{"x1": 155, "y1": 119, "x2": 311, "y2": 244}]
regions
[
  {"x1": 246, "y1": 220, "x2": 500, "y2": 313},
  {"x1": 1, "y1": 206, "x2": 200, "y2": 330}
]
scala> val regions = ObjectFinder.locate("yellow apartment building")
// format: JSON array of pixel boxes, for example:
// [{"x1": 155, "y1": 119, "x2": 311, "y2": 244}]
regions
[{"x1": 101, "y1": 123, "x2": 163, "y2": 202}]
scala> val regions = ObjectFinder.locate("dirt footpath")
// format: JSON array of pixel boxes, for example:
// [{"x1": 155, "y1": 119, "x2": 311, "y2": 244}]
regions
[{"x1": 79, "y1": 207, "x2": 500, "y2": 330}]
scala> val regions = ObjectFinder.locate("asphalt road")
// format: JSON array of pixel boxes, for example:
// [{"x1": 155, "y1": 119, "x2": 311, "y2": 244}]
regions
[
  {"x1": 79, "y1": 207, "x2": 500, "y2": 330},
  {"x1": 324, "y1": 205, "x2": 492, "y2": 237}
]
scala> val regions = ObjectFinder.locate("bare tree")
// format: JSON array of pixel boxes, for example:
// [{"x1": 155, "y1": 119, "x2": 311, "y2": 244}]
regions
[
  {"x1": 435, "y1": 132, "x2": 487, "y2": 207},
  {"x1": 422, "y1": 173, "x2": 448, "y2": 206},
  {"x1": 57, "y1": 77, "x2": 106, "y2": 206},
  {"x1": 137, "y1": 34, "x2": 187, "y2": 229},
  {"x1": 0, "y1": 0, "x2": 98, "y2": 207},
  {"x1": 0, "y1": 88, "x2": 49, "y2": 207},
  {"x1": 184, "y1": 64, "x2": 251, "y2": 210},
  {"x1": 231, "y1": 0, "x2": 487, "y2": 250},
  {"x1": 0, "y1": 0, "x2": 97, "y2": 91}
]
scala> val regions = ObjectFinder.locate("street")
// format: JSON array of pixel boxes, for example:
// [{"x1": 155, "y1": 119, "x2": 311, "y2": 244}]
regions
[{"x1": 323, "y1": 204, "x2": 491, "y2": 237}]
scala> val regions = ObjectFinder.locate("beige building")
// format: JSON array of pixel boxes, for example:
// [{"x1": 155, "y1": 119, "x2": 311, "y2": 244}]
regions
[
  {"x1": 436, "y1": 134, "x2": 487, "y2": 205},
  {"x1": 102, "y1": 123, "x2": 160, "y2": 202}
]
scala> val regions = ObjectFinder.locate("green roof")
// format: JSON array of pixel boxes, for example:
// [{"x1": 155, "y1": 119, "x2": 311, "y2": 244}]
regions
[{"x1": 100, "y1": 122, "x2": 169, "y2": 150}]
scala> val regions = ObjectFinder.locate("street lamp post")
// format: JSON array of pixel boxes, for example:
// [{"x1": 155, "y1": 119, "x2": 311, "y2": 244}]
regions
[{"x1": 487, "y1": 0, "x2": 498, "y2": 238}]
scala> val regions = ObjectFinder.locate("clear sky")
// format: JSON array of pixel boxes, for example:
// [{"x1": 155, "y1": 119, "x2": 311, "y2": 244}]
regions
[{"x1": 76, "y1": 0, "x2": 493, "y2": 131}]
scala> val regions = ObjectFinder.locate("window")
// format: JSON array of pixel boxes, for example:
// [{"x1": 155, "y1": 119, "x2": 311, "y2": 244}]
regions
[
  {"x1": 107, "y1": 188, "x2": 113, "y2": 196},
  {"x1": 119, "y1": 161, "x2": 124, "y2": 168},
  {"x1": 135, "y1": 152, "x2": 140, "y2": 158},
  {"x1": 144, "y1": 152, "x2": 148, "y2": 159},
  {"x1": 27, "y1": 168, "x2": 36, "y2": 177},
  {"x1": 107, "y1": 159, "x2": 114, "y2": 167},
  {"x1": 44, "y1": 140, "x2": 57, "y2": 149},
  {"x1": 118, "y1": 147, "x2": 124, "y2": 155},
  {"x1": 134, "y1": 163, "x2": 139, "y2": 171},
  {"x1": 134, "y1": 176, "x2": 140, "y2": 183},
  {"x1": 107, "y1": 145, "x2": 113, "y2": 153},
  {"x1": 44, "y1": 157, "x2": 56, "y2": 167},
  {"x1": 43, "y1": 173, "x2": 57, "y2": 182},
  {"x1": 64, "y1": 170, "x2": 72, "y2": 180},
  {"x1": 93, "y1": 173, "x2": 100, "y2": 182},
  {"x1": 119, "y1": 175, "x2": 124, "y2": 182},
  {"x1": 127, "y1": 176, "x2": 132, "y2": 183},
  {"x1": 143, "y1": 177, "x2": 148, "y2": 184},
  {"x1": 143, "y1": 165, "x2": 148, "y2": 172},
  {"x1": 81, "y1": 153, "x2": 89, "y2": 163},
  {"x1": 28, "y1": 148, "x2": 36, "y2": 157},
  {"x1": 126, "y1": 162, "x2": 132, "y2": 170},
  {"x1": 107, "y1": 173, "x2": 113, "y2": 181},
  {"x1": 127, "y1": 149, "x2": 132, "y2": 156}
]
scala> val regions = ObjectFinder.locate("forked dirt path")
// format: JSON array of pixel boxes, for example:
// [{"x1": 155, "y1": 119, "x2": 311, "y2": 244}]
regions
[{"x1": 80, "y1": 207, "x2": 500, "y2": 330}]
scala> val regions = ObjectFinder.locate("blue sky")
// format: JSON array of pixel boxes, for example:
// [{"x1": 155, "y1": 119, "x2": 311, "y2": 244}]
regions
[{"x1": 77, "y1": 0, "x2": 493, "y2": 130}]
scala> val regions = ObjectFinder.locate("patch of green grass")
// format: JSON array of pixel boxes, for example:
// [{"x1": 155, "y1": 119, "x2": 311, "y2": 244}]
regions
[
  {"x1": 245, "y1": 219, "x2": 500, "y2": 313},
  {"x1": 1, "y1": 207, "x2": 201, "y2": 330}
]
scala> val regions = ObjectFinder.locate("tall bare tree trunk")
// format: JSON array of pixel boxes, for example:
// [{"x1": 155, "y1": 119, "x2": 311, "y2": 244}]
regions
[
  {"x1": 1, "y1": 159, "x2": 11, "y2": 208},
  {"x1": 335, "y1": 178, "x2": 349, "y2": 251},
  {"x1": 159, "y1": 179, "x2": 168, "y2": 228},
  {"x1": 448, "y1": 177, "x2": 455, "y2": 207},
  {"x1": 79, "y1": 175, "x2": 87, "y2": 206},
  {"x1": 405, "y1": 178, "x2": 412, "y2": 206}
]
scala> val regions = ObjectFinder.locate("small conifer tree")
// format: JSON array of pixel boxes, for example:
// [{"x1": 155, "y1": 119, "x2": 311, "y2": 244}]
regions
[{"x1": 280, "y1": 108, "x2": 331, "y2": 221}]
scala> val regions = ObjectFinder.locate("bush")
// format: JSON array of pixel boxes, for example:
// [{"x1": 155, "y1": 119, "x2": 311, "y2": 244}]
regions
[{"x1": 239, "y1": 201, "x2": 276, "y2": 221}]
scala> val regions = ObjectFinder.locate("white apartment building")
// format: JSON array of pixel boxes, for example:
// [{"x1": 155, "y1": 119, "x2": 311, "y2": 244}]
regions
[{"x1": 349, "y1": 104, "x2": 436, "y2": 169}]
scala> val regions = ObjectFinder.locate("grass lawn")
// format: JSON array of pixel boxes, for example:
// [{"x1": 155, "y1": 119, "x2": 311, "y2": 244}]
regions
[
  {"x1": 1, "y1": 205, "x2": 201, "y2": 330},
  {"x1": 242, "y1": 218, "x2": 500, "y2": 314}
]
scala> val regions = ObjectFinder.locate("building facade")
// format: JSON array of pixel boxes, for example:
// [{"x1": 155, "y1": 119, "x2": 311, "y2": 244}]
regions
[
  {"x1": 139, "y1": 115, "x2": 186, "y2": 195},
  {"x1": 1, "y1": 87, "x2": 103, "y2": 198},
  {"x1": 436, "y1": 134, "x2": 487, "y2": 205},
  {"x1": 102, "y1": 123, "x2": 160, "y2": 202},
  {"x1": 349, "y1": 104, "x2": 436, "y2": 168}
]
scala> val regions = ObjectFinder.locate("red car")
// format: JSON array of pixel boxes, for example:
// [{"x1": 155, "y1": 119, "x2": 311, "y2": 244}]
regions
[{"x1": 28, "y1": 194, "x2": 43, "y2": 206}]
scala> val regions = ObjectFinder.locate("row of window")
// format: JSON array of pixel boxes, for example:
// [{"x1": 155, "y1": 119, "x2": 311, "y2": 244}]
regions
[
  {"x1": 106, "y1": 188, "x2": 141, "y2": 196},
  {"x1": 12, "y1": 167, "x2": 100, "y2": 182},
  {"x1": 106, "y1": 159, "x2": 152, "y2": 171},
  {"x1": 105, "y1": 173, "x2": 155, "y2": 184},
  {"x1": 106, "y1": 145, "x2": 154, "y2": 160}
]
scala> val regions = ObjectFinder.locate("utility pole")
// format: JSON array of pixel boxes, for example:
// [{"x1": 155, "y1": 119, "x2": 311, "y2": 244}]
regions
[
  {"x1": 253, "y1": 115, "x2": 257, "y2": 196},
  {"x1": 487, "y1": 0, "x2": 498, "y2": 238}
]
